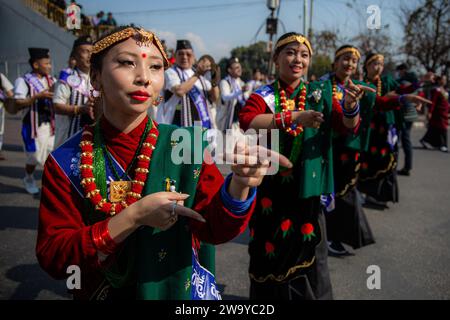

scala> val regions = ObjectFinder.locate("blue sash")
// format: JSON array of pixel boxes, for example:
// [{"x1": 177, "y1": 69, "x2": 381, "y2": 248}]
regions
[
  {"x1": 254, "y1": 85, "x2": 275, "y2": 113},
  {"x1": 320, "y1": 193, "x2": 335, "y2": 213},
  {"x1": 191, "y1": 248, "x2": 221, "y2": 300},
  {"x1": 51, "y1": 131, "x2": 219, "y2": 300},
  {"x1": 50, "y1": 131, "x2": 129, "y2": 199},
  {"x1": 58, "y1": 68, "x2": 72, "y2": 83},
  {"x1": 175, "y1": 67, "x2": 211, "y2": 128},
  {"x1": 387, "y1": 125, "x2": 398, "y2": 150}
]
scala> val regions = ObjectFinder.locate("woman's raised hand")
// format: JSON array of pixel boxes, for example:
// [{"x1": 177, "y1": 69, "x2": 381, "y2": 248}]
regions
[{"x1": 132, "y1": 192, "x2": 206, "y2": 231}]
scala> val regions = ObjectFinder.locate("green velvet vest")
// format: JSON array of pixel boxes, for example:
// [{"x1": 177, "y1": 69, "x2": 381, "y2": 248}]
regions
[
  {"x1": 296, "y1": 80, "x2": 335, "y2": 198},
  {"x1": 381, "y1": 74, "x2": 401, "y2": 128},
  {"x1": 341, "y1": 80, "x2": 377, "y2": 152},
  {"x1": 103, "y1": 124, "x2": 215, "y2": 299}
]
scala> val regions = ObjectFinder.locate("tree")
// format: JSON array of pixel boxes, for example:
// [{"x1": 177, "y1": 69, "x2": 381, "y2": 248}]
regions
[
  {"x1": 218, "y1": 41, "x2": 270, "y2": 81},
  {"x1": 351, "y1": 30, "x2": 396, "y2": 74},
  {"x1": 309, "y1": 54, "x2": 333, "y2": 79},
  {"x1": 401, "y1": 0, "x2": 450, "y2": 76},
  {"x1": 311, "y1": 30, "x2": 338, "y2": 60},
  {"x1": 351, "y1": 31, "x2": 392, "y2": 57},
  {"x1": 342, "y1": 0, "x2": 395, "y2": 74}
]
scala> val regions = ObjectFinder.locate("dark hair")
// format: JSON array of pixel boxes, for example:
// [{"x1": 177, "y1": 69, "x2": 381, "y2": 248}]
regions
[
  {"x1": 252, "y1": 68, "x2": 261, "y2": 74},
  {"x1": 332, "y1": 44, "x2": 359, "y2": 71},
  {"x1": 226, "y1": 57, "x2": 240, "y2": 69},
  {"x1": 363, "y1": 51, "x2": 378, "y2": 74},
  {"x1": 396, "y1": 63, "x2": 408, "y2": 71},
  {"x1": 28, "y1": 57, "x2": 48, "y2": 69},
  {"x1": 90, "y1": 26, "x2": 134, "y2": 72},
  {"x1": 274, "y1": 32, "x2": 305, "y2": 57},
  {"x1": 334, "y1": 45, "x2": 358, "y2": 61},
  {"x1": 198, "y1": 54, "x2": 215, "y2": 66}
]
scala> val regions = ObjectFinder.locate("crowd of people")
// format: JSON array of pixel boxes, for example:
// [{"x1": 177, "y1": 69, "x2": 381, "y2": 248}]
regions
[
  {"x1": 0, "y1": 24, "x2": 449, "y2": 300},
  {"x1": 42, "y1": 0, "x2": 118, "y2": 38}
]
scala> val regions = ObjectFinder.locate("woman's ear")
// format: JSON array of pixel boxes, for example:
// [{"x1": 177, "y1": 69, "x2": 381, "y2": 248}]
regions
[
  {"x1": 90, "y1": 69, "x2": 101, "y2": 91},
  {"x1": 272, "y1": 54, "x2": 279, "y2": 69}
]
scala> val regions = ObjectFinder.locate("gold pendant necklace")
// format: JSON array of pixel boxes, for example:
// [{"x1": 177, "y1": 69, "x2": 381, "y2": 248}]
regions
[
  {"x1": 285, "y1": 99, "x2": 296, "y2": 110},
  {"x1": 109, "y1": 181, "x2": 132, "y2": 203}
]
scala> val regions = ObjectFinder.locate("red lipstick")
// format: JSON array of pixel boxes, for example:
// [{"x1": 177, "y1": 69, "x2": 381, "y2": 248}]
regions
[{"x1": 129, "y1": 90, "x2": 150, "y2": 102}]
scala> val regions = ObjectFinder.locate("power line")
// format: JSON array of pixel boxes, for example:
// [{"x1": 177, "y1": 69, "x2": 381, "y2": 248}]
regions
[
  {"x1": 105, "y1": 0, "x2": 264, "y2": 16},
  {"x1": 88, "y1": 0, "x2": 301, "y2": 17}
]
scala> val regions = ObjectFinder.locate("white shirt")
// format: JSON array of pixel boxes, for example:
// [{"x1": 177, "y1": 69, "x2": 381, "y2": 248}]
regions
[
  {"x1": 1, "y1": 73, "x2": 14, "y2": 134},
  {"x1": 217, "y1": 77, "x2": 245, "y2": 130},
  {"x1": 157, "y1": 67, "x2": 212, "y2": 124},
  {"x1": 0, "y1": 73, "x2": 14, "y2": 109},
  {"x1": 220, "y1": 77, "x2": 245, "y2": 104},
  {"x1": 53, "y1": 69, "x2": 91, "y2": 105},
  {"x1": 14, "y1": 74, "x2": 54, "y2": 99},
  {"x1": 53, "y1": 68, "x2": 91, "y2": 147},
  {"x1": 245, "y1": 79, "x2": 263, "y2": 99}
]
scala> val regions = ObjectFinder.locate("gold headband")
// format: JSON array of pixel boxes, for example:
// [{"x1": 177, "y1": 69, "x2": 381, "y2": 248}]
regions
[
  {"x1": 335, "y1": 47, "x2": 361, "y2": 60},
  {"x1": 275, "y1": 35, "x2": 313, "y2": 55},
  {"x1": 92, "y1": 27, "x2": 170, "y2": 68},
  {"x1": 365, "y1": 54, "x2": 384, "y2": 66}
]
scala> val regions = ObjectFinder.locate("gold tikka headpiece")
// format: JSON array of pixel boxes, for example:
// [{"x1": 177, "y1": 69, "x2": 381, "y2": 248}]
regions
[
  {"x1": 92, "y1": 27, "x2": 170, "y2": 68},
  {"x1": 365, "y1": 54, "x2": 384, "y2": 66},
  {"x1": 335, "y1": 47, "x2": 361, "y2": 60},
  {"x1": 275, "y1": 35, "x2": 313, "y2": 55}
]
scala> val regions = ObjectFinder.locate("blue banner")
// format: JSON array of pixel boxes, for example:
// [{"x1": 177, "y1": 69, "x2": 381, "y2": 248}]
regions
[{"x1": 191, "y1": 248, "x2": 222, "y2": 300}]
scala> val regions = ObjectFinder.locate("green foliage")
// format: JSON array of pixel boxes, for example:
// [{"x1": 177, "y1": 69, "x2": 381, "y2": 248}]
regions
[
  {"x1": 218, "y1": 41, "x2": 270, "y2": 81},
  {"x1": 309, "y1": 54, "x2": 332, "y2": 79},
  {"x1": 402, "y1": 0, "x2": 449, "y2": 76}
]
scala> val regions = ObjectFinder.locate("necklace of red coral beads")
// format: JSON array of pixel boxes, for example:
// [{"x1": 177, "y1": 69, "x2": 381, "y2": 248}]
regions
[
  {"x1": 78, "y1": 121, "x2": 159, "y2": 216},
  {"x1": 278, "y1": 83, "x2": 306, "y2": 137},
  {"x1": 332, "y1": 76, "x2": 351, "y2": 112}
]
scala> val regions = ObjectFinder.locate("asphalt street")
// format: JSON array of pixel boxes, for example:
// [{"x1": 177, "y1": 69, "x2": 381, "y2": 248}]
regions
[{"x1": 0, "y1": 114, "x2": 449, "y2": 300}]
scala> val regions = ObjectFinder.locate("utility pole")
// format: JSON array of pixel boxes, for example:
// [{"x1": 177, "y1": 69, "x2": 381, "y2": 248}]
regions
[
  {"x1": 266, "y1": 0, "x2": 279, "y2": 76},
  {"x1": 308, "y1": 0, "x2": 314, "y2": 39},
  {"x1": 303, "y1": 0, "x2": 307, "y2": 36}
]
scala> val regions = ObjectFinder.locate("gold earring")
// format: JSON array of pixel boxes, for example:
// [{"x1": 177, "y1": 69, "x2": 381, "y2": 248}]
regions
[{"x1": 152, "y1": 95, "x2": 163, "y2": 106}]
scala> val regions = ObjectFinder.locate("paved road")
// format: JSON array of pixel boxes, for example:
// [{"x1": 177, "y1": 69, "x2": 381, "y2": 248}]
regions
[{"x1": 1, "y1": 115, "x2": 449, "y2": 300}]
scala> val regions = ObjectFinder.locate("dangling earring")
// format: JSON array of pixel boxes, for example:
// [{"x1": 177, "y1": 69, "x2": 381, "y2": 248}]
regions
[
  {"x1": 153, "y1": 95, "x2": 163, "y2": 106},
  {"x1": 91, "y1": 89, "x2": 101, "y2": 99}
]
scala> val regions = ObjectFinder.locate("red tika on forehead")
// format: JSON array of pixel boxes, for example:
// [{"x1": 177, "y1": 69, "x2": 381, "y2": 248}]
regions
[{"x1": 92, "y1": 27, "x2": 169, "y2": 68}]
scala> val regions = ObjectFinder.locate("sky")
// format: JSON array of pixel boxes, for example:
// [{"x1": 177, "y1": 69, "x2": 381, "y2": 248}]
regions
[{"x1": 76, "y1": 0, "x2": 421, "y2": 61}]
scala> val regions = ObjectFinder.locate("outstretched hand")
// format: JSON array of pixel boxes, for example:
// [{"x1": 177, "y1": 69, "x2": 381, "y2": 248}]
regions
[
  {"x1": 296, "y1": 110, "x2": 324, "y2": 129},
  {"x1": 343, "y1": 79, "x2": 376, "y2": 110},
  {"x1": 404, "y1": 94, "x2": 432, "y2": 106},
  {"x1": 133, "y1": 192, "x2": 206, "y2": 231},
  {"x1": 228, "y1": 141, "x2": 292, "y2": 190}
]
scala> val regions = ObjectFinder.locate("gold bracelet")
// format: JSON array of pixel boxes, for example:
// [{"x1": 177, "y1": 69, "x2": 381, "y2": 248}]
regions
[{"x1": 74, "y1": 105, "x2": 79, "y2": 115}]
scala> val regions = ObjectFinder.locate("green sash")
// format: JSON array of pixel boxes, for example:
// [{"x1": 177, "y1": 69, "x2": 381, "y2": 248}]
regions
[
  {"x1": 296, "y1": 80, "x2": 335, "y2": 198},
  {"x1": 341, "y1": 80, "x2": 377, "y2": 152},
  {"x1": 381, "y1": 74, "x2": 401, "y2": 128},
  {"x1": 103, "y1": 124, "x2": 214, "y2": 299}
]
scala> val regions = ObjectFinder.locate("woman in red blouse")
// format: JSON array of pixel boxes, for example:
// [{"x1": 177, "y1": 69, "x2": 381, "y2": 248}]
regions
[
  {"x1": 239, "y1": 32, "x2": 375, "y2": 300},
  {"x1": 36, "y1": 26, "x2": 289, "y2": 300}
]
